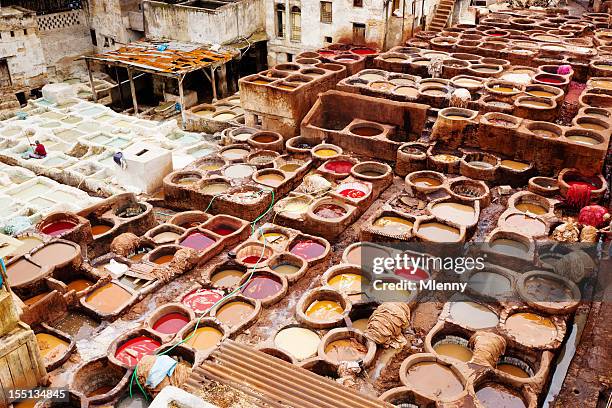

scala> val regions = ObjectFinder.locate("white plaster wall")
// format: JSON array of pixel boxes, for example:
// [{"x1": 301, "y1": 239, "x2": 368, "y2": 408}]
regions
[
  {"x1": 143, "y1": 0, "x2": 265, "y2": 45},
  {"x1": 88, "y1": 0, "x2": 143, "y2": 51},
  {"x1": 0, "y1": 10, "x2": 47, "y2": 90}
]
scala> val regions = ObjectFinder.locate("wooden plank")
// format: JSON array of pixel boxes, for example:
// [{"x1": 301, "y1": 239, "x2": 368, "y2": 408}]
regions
[
  {"x1": 16, "y1": 344, "x2": 37, "y2": 388},
  {"x1": 0, "y1": 355, "x2": 15, "y2": 405},
  {"x1": 6, "y1": 348, "x2": 27, "y2": 389}
]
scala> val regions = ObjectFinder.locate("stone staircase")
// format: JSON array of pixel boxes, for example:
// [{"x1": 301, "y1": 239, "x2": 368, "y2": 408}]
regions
[{"x1": 427, "y1": 0, "x2": 456, "y2": 32}]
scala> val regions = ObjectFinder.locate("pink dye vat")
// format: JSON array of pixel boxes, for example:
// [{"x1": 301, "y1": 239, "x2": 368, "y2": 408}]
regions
[
  {"x1": 182, "y1": 288, "x2": 223, "y2": 313},
  {"x1": 290, "y1": 239, "x2": 326, "y2": 260},
  {"x1": 180, "y1": 232, "x2": 216, "y2": 250}
]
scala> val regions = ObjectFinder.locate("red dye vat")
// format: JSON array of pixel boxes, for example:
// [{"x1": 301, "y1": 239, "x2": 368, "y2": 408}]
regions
[
  {"x1": 339, "y1": 188, "x2": 366, "y2": 198},
  {"x1": 182, "y1": 288, "x2": 223, "y2": 313},
  {"x1": 41, "y1": 220, "x2": 77, "y2": 236},
  {"x1": 115, "y1": 336, "x2": 161, "y2": 367},
  {"x1": 318, "y1": 50, "x2": 336, "y2": 56},
  {"x1": 152, "y1": 312, "x2": 190, "y2": 334},
  {"x1": 241, "y1": 275, "x2": 283, "y2": 299},
  {"x1": 242, "y1": 255, "x2": 268, "y2": 264},
  {"x1": 180, "y1": 232, "x2": 216, "y2": 250},
  {"x1": 351, "y1": 47, "x2": 377, "y2": 55},
  {"x1": 489, "y1": 33, "x2": 504, "y2": 37},
  {"x1": 568, "y1": 181, "x2": 597, "y2": 191},
  {"x1": 290, "y1": 239, "x2": 326, "y2": 260},
  {"x1": 324, "y1": 160, "x2": 354, "y2": 174},
  {"x1": 314, "y1": 204, "x2": 346, "y2": 219},
  {"x1": 210, "y1": 225, "x2": 236, "y2": 236},
  {"x1": 395, "y1": 266, "x2": 430, "y2": 281},
  {"x1": 537, "y1": 75, "x2": 563, "y2": 84}
]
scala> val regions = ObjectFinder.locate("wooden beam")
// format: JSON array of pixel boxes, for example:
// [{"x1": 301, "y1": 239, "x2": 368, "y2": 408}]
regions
[
  {"x1": 178, "y1": 74, "x2": 186, "y2": 129},
  {"x1": 210, "y1": 66, "x2": 218, "y2": 102},
  {"x1": 86, "y1": 59, "x2": 97, "y2": 103},
  {"x1": 115, "y1": 66, "x2": 125, "y2": 109},
  {"x1": 127, "y1": 68, "x2": 139, "y2": 117}
]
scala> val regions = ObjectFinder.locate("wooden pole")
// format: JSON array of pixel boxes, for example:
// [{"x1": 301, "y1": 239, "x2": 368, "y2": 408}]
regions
[
  {"x1": 128, "y1": 68, "x2": 139, "y2": 117},
  {"x1": 86, "y1": 59, "x2": 97, "y2": 103},
  {"x1": 115, "y1": 66, "x2": 125, "y2": 109},
  {"x1": 178, "y1": 74, "x2": 186, "y2": 129},
  {"x1": 210, "y1": 66, "x2": 218, "y2": 102}
]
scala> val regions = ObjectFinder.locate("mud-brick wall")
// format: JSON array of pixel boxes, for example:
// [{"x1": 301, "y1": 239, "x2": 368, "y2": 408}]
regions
[
  {"x1": 0, "y1": 8, "x2": 47, "y2": 91},
  {"x1": 87, "y1": 0, "x2": 143, "y2": 52},
  {"x1": 36, "y1": 10, "x2": 94, "y2": 80},
  {"x1": 143, "y1": 0, "x2": 265, "y2": 45}
]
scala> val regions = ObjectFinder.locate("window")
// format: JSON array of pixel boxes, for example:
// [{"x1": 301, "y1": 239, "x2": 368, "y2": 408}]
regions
[
  {"x1": 10, "y1": 31, "x2": 15, "y2": 37},
  {"x1": 392, "y1": 0, "x2": 400, "y2": 11},
  {"x1": 320, "y1": 1, "x2": 332, "y2": 23},
  {"x1": 287, "y1": 53, "x2": 293, "y2": 62},
  {"x1": 324, "y1": 36, "x2": 332, "y2": 43},
  {"x1": 354, "y1": 0, "x2": 363, "y2": 7},
  {"x1": 23, "y1": 29, "x2": 28, "y2": 35},
  {"x1": 276, "y1": 4, "x2": 286, "y2": 38},
  {"x1": 353, "y1": 23, "x2": 366, "y2": 45},
  {"x1": 290, "y1": 6, "x2": 301, "y2": 42}
]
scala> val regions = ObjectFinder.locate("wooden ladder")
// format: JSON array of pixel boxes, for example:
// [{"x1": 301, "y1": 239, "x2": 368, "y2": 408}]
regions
[{"x1": 427, "y1": 0, "x2": 456, "y2": 32}]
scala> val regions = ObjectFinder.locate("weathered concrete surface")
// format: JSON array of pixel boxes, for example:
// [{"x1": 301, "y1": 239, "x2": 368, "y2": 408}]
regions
[{"x1": 143, "y1": 0, "x2": 265, "y2": 45}]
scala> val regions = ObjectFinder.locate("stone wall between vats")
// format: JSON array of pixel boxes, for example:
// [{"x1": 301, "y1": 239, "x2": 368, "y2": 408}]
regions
[{"x1": 143, "y1": 0, "x2": 265, "y2": 45}]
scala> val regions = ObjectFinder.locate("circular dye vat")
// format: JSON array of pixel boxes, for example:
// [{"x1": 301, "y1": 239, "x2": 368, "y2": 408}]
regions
[
  {"x1": 501, "y1": 160, "x2": 530, "y2": 171},
  {"x1": 404, "y1": 362, "x2": 464, "y2": 400},
  {"x1": 306, "y1": 300, "x2": 343, "y2": 321},
  {"x1": 430, "y1": 202, "x2": 476, "y2": 226},
  {"x1": 29, "y1": 242, "x2": 78, "y2": 266},
  {"x1": 16, "y1": 235, "x2": 43, "y2": 254},
  {"x1": 290, "y1": 239, "x2": 326, "y2": 260},
  {"x1": 497, "y1": 362, "x2": 531, "y2": 378},
  {"x1": 241, "y1": 255, "x2": 267, "y2": 264},
  {"x1": 85, "y1": 283, "x2": 133, "y2": 314},
  {"x1": 433, "y1": 337, "x2": 473, "y2": 362},
  {"x1": 279, "y1": 163, "x2": 302, "y2": 172},
  {"x1": 184, "y1": 327, "x2": 223, "y2": 351},
  {"x1": 5, "y1": 259, "x2": 42, "y2": 287},
  {"x1": 328, "y1": 273, "x2": 362, "y2": 293},
  {"x1": 491, "y1": 85, "x2": 518, "y2": 93},
  {"x1": 272, "y1": 263, "x2": 300, "y2": 275},
  {"x1": 65, "y1": 278, "x2": 94, "y2": 292},
  {"x1": 256, "y1": 172, "x2": 285, "y2": 187},
  {"x1": 314, "y1": 204, "x2": 346, "y2": 219},
  {"x1": 182, "y1": 288, "x2": 223, "y2": 313},
  {"x1": 373, "y1": 216, "x2": 414, "y2": 234},
  {"x1": 324, "y1": 160, "x2": 354, "y2": 174},
  {"x1": 360, "y1": 72, "x2": 385, "y2": 81},
  {"x1": 468, "y1": 272, "x2": 512, "y2": 297},
  {"x1": 115, "y1": 336, "x2": 161, "y2": 367},
  {"x1": 352, "y1": 47, "x2": 376, "y2": 55},
  {"x1": 394, "y1": 265, "x2": 429, "y2": 281},
  {"x1": 174, "y1": 175, "x2": 201, "y2": 186},
  {"x1": 394, "y1": 86, "x2": 419, "y2": 97},
  {"x1": 259, "y1": 231, "x2": 289, "y2": 246},
  {"x1": 153, "y1": 231, "x2": 181, "y2": 243},
  {"x1": 525, "y1": 276, "x2": 573, "y2": 302},
  {"x1": 129, "y1": 247, "x2": 152, "y2": 262},
  {"x1": 152, "y1": 313, "x2": 190, "y2": 334},
  {"x1": 40, "y1": 220, "x2": 77, "y2": 236},
  {"x1": 489, "y1": 238, "x2": 529, "y2": 256},
  {"x1": 505, "y1": 312, "x2": 557, "y2": 346},
  {"x1": 527, "y1": 90, "x2": 556, "y2": 98},
  {"x1": 476, "y1": 383, "x2": 526, "y2": 408},
  {"x1": 566, "y1": 135, "x2": 599, "y2": 145},
  {"x1": 275, "y1": 327, "x2": 320, "y2": 360},
  {"x1": 449, "y1": 301, "x2": 499, "y2": 329},
  {"x1": 151, "y1": 254, "x2": 174, "y2": 265},
  {"x1": 515, "y1": 202, "x2": 547, "y2": 215},
  {"x1": 201, "y1": 182, "x2": 230, "y2": 195},
  {"x1": 224, "y1": 164, "x2": 255, "y2": 179},
  {"x1": 504, "y1": 214, "x2": 546, "y2": 236},
  {"x1": 314, "y1": 148, "x2": 339, "y2": 157},
  {"x1": 91, "y1": 224, "x2": 112, "y2": 236},
  {"x1": 241, "y1": 274, "x2": 283, "y2": 299},
  {"x1": 221, "y1": 147, "x2": 249, "y2": 160},
  {"x1": 199, "y1": 161, "x2": 223, "y2": 171},
  {"x1": 24, "y1": 292, "x2": 50, "y2": 306},
  {"x1": 411, "y1": 176, "x2": 443, "y2": 187},
  {"x1": 210, "y1": 224, "x2": 237, "y2": 236},
  {"x1": 417, "y1": 222, "x2": 461, "y2": 242},
  {"x1": 180, "y1": 232, "x2": 216, "y2": 250},
  {"x1": 211, "y1": 269, "x2": 244, "y2": 287},
  {"x1": 351, "y1": 126, "x2": 383, "y2": 137},
  {"x1": 325, "y1": 338, "x2": 368, "y2": 361},
  {"x1": 216, "y1": 301, "x2": 255, "y2": 327},
  {"x1": 345, "y1": 243, "x2": 389, "y2": 266},
  {"x1": 36, "y1": 332, "x2": 69, "y2": 361}
]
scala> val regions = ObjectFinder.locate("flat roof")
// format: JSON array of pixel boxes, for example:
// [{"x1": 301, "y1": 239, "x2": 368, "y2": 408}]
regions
[{"x1": 82, "y1": 40, "x2": 237, "y2": 77}]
